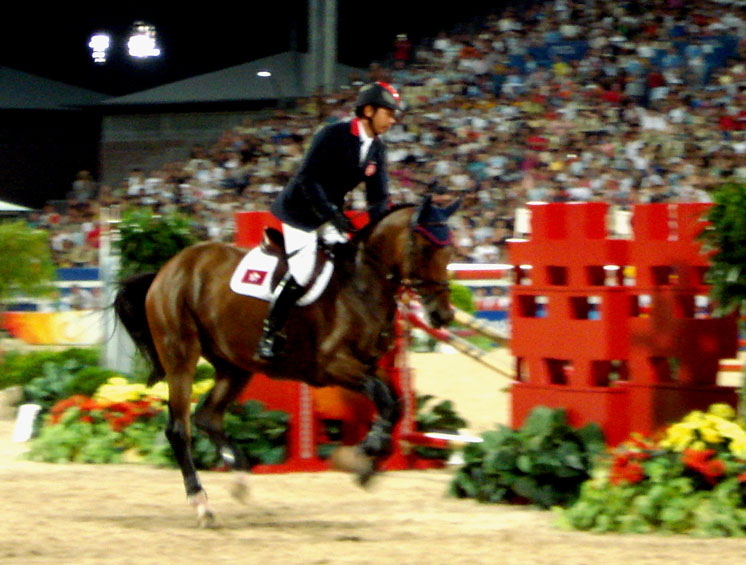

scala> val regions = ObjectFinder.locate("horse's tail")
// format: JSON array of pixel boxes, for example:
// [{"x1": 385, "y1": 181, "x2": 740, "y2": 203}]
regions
[{"x1": 113, "y1": 272, "x2": 166, "y2": 386}]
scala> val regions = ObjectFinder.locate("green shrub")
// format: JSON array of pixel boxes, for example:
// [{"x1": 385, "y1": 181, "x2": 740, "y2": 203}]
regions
[
  {"x1": 0, "y1": 348, "x2": 99, "y2": 390},
  {"x1": 449, "y1": 406, "x2": 605, "y2": 508},
  {"x1": 64, "y1": 366, "x2": 121, "y2": 397},
  {"x1": 449, "y1": 282, "x2": 475, "y2": 314},
  {"x1": 116, "y1": 208, "x2": 198, "y2": 281},
  {"x1": 414, "y1": 394, "x2": 468, "y2": 459},
  {"x1": 140, "y1": 399, "x2": 289, "y2": 469}
]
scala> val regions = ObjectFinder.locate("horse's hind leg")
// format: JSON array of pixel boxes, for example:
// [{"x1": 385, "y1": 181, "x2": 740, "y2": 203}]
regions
[
  {"x1": 194, "y1": 366, "x2": 252, "y2": 502},
  {"x1": 161, "y1": 353, "x2": 218, "y2": 528}
]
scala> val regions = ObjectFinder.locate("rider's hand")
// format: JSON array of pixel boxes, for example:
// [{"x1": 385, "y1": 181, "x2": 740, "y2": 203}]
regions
[{"x1": 331, "y1": 212, "x2": 356, "y2": 234}]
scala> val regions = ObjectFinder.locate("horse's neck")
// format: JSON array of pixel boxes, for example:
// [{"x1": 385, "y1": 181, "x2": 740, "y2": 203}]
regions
[{"x1": 357, "y1": 217, "x2": 408, "y2": 291}]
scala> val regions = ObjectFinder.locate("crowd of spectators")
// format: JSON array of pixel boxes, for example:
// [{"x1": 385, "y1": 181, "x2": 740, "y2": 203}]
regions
[{"x1": 26, "y1": 0, "x2": 746, "y2": 267}]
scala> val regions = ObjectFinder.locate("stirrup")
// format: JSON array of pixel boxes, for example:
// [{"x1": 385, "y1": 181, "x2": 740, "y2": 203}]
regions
[{"x1": 255, "y1": 327, "x2": 286, "y2": 361}]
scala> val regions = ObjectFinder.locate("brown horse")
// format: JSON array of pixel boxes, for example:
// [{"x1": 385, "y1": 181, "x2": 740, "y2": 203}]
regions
[{"x1": 114, "y1": 195, "x2": 459, "y2": 527}]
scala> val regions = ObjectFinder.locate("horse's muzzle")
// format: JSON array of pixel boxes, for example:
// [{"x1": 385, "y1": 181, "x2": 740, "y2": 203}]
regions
[{"x1": 426, "y1": 305, "x2": 454, "y2": 329}]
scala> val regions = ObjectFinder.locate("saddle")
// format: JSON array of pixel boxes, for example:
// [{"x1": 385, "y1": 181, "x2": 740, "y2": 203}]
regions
[{"x1": 229, "y1": 228, "x2": 335, "y2": 306}]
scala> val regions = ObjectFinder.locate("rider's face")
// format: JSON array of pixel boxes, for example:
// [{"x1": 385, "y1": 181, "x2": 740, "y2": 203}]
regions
[{"x1": 364, "y1": 106, "x2": 397, "y2": 136}]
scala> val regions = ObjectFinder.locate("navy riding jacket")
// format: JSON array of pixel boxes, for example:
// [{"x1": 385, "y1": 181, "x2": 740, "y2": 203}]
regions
[{"x1": 270, "y1": 118, "x2": 390, "y2": 230}]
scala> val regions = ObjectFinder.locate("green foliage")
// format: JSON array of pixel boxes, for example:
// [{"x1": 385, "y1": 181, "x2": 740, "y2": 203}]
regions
[
  {"x1": 449, "y1": 406, "x2": 605, "y2": 508},
  {"x1": 700, "y1": 181, "x2": 746, "y2": 317},
  {"x1": 146, "y1": 400, "x2": 289, "y2": 469},
  {"x1": 449, "y1": 282, "x2": 475, "y2": 314},
  {"x1": 558, "y1": 405, "x2": 746, "y2": 536},
  {"x1": 699, "y1": 182, "x2": 746, "y2": 410},
  {"x1": 558, "y1": 450, "x2": 746, "y2": 536},
  {"x1": 0, "y1": 220, "x2": 56, "y2": 309},
  {"x1": 63, "y1": 366, "x2": 121, "y2": 398},
  {"x1": 27, "y1": 408, "x2": 124, "y2": 464},
  {"x1": 0, "y1": 348, "x2": 108, "y2": 416},
  {"x1": 414, "y1": 394, "x2": 468, "y2": 459},
  {"x1": 115, "y1": 208, "x2": 198, "y2": 280},
  {"x1": 22, "y1": 361, "x2": 113, "y2": 415},
  {"x1": 0, "y1": 347, "x2": 94, "y2": 390},
  {"x1": 27, "y1": 395, "x2": 289, "y2": 470}
]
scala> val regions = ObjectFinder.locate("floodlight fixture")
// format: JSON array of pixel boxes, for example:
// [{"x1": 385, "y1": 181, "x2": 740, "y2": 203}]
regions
[
  {"x1": 88, "y1": 32, "x2": 111, "y2": 64},
  {"x1": 257, "y1": 71, "x2": 272, "y2": 77},
  {"x1": 127, "y1": 21, "x2": 162, "y2": 59}
]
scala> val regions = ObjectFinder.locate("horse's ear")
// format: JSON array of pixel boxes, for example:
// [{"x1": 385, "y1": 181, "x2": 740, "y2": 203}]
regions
[
  {"x1": 416, "y1": 194, "x2": 433, "y2": 224},
  {"x1": 442, "y1": 197, "x2": 461, "y2": 218}
]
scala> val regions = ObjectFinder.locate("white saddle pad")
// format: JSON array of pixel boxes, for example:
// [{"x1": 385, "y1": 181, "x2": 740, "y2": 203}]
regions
[{"x1": 229, "y1": 246, "x2": 333, "y2": 306}]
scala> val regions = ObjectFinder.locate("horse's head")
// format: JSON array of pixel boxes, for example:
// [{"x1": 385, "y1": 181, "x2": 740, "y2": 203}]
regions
[{"x1": 402, "y1": 195, "x2": 461, "y2": 329}]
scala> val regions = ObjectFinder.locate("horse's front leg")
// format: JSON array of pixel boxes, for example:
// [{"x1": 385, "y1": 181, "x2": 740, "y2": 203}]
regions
[
  {"x1": 359, "y1": 373, "x2": 402, "y2": 460},
  {"x1": 327, "y1": 360, "x2": 402, "y2": 486}
]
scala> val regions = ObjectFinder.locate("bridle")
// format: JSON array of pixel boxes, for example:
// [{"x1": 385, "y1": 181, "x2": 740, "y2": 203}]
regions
[
  {"x1": 400, "y1": 211, "x2": 451, "y2": 297},
  {"x1": 357, "y1": 207, "x2": 452, "y2": 298}
]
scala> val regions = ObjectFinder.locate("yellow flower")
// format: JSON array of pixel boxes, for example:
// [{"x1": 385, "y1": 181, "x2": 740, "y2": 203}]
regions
[
  {"x1": 699, "y1": 424, "x2": 723, "y2": 445},
  {"x1": 93, "y1": 376, "x2": 214, "y2": 404},
  {"x1": 730, "y1": 436, "x2": 746, "y2": 458},
  {"x1": 683, "y1": 411, "x2": 705, "y2": 425},
  {"x1": 708, "y1": 403, "x2": 736, "y2": 421},
  {"x1": 660, "y1": 422, "x2": 695, "y2": 451}
]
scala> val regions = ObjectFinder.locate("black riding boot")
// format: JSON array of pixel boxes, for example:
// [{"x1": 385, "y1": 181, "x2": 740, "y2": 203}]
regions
[{"x1": 255, "y1": 274, "x2": 304, "y2": 361}]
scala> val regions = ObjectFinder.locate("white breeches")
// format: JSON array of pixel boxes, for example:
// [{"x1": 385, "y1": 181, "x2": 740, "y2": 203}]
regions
[{"x1": 283, "y1": 222, "x2": 348, "y2": 287}]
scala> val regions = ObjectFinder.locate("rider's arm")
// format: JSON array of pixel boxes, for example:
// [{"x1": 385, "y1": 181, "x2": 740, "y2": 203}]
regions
[{"x1": 364, "y1": 141, "x2": 390, "y2": 223}]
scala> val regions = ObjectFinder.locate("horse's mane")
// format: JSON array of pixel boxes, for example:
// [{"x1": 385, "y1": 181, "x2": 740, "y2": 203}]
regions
[{"x1": 351, "y1": 203, "x2": 416, "y2": 245}]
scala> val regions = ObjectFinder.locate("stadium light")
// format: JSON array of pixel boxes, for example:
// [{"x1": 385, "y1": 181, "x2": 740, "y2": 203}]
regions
[
  {"x1": 88, "y1": 33, "x2": 111, "y2": 64},
  {"x1": 127, "y1": 22, "x2": 161, "y2": 59},
  {"x1": 257, "y1": 71, "x2": 272, "y2": 77}
]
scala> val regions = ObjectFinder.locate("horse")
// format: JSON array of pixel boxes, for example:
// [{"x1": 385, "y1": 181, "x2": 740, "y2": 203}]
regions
[{"x1": 114, "y1": 194, "x2": 459, "y2": 527}]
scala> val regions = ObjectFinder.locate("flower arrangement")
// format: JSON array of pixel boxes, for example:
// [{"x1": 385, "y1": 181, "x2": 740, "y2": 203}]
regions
[
  {"x1": 93, "y1": 376, "x2": 214, "y2": 404},
  {"x1": 558, "y1": 404, "x2": 746, "y2": 536},
  {"x1": 26, "y1": 370, "x2": 291, "y2": 468},
  {"x1": 27, "y1": 394, "x2": 165, "y2": 464}
]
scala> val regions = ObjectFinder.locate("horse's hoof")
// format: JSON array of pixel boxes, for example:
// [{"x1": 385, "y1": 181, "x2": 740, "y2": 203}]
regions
[
  {"x1": 330, "y1": 446, "x2": 376, "y2": 487},
  {"x1": 356, "y1": 465, "x2": 377, "y2": 488},
  {"x1": 229, "y1": 472, "x2": 251, "y2": 504},
  {"x1": 197, "y1": 509, "x2": 221, "y2": 529},
  {"x1": 189, "y1": 490, "x2": 221, "y2": 529}
]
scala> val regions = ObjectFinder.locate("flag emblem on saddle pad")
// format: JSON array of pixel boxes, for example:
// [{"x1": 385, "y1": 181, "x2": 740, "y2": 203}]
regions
[{"x1": 241, "y1": 269, "x2": 268, "y2": 285}]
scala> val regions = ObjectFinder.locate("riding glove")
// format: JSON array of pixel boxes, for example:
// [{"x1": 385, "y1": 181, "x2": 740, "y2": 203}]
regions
[{"x1": 331, "y1": 211, "x2": 356, "y2": 234}]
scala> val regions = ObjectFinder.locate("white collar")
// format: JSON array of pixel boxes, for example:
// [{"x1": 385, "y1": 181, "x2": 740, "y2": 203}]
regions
[{"x1": 357, "y1": 119, "x2": 374, "y2": 164}]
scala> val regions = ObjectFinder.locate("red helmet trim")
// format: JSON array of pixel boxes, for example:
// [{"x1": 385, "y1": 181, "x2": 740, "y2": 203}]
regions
[{"x1": 377, "y1": 81, "x2": 401, "y2": 104}]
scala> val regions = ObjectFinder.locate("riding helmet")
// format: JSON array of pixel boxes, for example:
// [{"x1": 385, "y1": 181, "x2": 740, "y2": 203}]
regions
[{"x1": 354, "y1": 81, "x2": 402, "y2": 114}]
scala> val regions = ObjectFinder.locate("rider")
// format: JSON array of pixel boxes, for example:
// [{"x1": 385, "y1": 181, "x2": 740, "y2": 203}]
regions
[{"x1": 255, "y1": 81, "x2": 403, "y2": 362}]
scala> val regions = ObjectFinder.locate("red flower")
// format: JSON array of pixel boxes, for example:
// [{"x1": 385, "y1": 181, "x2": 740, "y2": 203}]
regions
[
  {"x1": 109, "y1": 415, "x2": 136, "y2": 432},
  {"x1": 682, "y1": 448, "x2": 725, "y2": 485},
  {"x1": 609, "y1": 452, "x2": 646, "y2": 485},
  {"x1": 78, "y1": 398, "x2": 102, "y2": 412},
  {"x1": 737, "y1": 472, "x2": 746, "y2": 483},
  {"x1": 49, "y1": 395, "x2": 90, "y2": 424}
]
